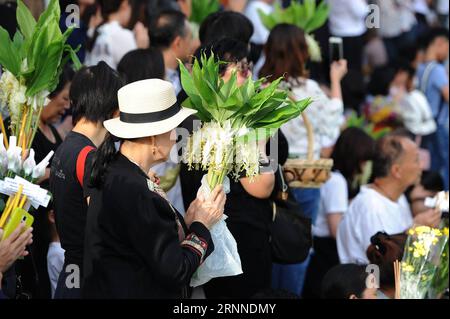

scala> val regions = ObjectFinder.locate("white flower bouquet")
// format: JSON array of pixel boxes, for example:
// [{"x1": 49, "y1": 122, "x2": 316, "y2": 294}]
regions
[
  {"x1": 0, "y1": 0, "x2": 77, "y2": 219},
  {"x1": 0, "y1": 0, "x2": 80, "y2": 153}
]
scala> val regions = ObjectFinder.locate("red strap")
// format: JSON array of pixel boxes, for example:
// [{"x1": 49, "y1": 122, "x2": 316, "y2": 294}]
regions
[{"x1": 76, "y1": 146, "x2": 95, "y2": 187}]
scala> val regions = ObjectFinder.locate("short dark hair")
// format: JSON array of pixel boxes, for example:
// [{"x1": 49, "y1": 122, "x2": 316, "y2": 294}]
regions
[
  {"x1": 98, "y1": 0, "x2": 125, "y2": 19},
  {"x1": 367, "y1": 66, "x2": 397, "y2": 96},
  {"x1": 194, "y1": 38, "x2": 250, "y2": 75},
  {"x1": 422, "y1": 27, "x2": 449, "y2": 49},
  {"x1": 199, "y1": 11, "x2": 253, "y2": 46},
  {"x1": 321, "y1": 264, "x2": 369, "y2": 299},
  {"x1": 49, "y1": 65, "x2": 75, "y2": 99},
  {"x1": 70, "y1": 61, "x2": 125, "y2": 125},
  {"x1": 420, "y1": 170, "x2": 445, "y2": 193},
  {"x1": 149, "y1": 9, "x2": 188, "y2": 49},
  {"x1": 371, "y1": 135, "x2": 406, "y2": 179},
  {"x1": 117, "y1": 48, "x2": 165, "y2": 83}
]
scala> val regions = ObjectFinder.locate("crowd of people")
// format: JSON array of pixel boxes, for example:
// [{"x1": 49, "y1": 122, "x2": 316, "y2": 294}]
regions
[{"x1": 0, "y1": 0, "x2": 448, "y2": 300}]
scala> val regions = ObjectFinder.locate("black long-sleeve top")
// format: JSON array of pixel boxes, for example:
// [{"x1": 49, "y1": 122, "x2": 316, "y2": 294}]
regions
[{"x1": 82, "y1": 153, "x2": 214, "y2": 299}]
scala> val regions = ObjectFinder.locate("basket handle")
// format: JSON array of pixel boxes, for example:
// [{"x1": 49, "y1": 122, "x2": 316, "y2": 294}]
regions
[{"x1": 289, "y1": 95, "x2": 314, "y2": 161}]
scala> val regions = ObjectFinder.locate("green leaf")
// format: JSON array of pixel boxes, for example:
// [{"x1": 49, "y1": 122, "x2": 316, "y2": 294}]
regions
[
  {"x1": 190, "y1": 0, "x2": 220, "y2": 25},
  {"x1": 258, "y1": 0, "x2": 329, "y2": 33},
  {"x1": 12, "y1": 31, "x2": 24, "y2": 55},
  {"x1": 0, "y1": 27, "x2": 21, "y2": 76},
  {"x1": 16, "y1": 0, "x2": 36, "y2": 40},
  {"x1": 27, "y1": 41, "x2": 64, "y2": 96}
]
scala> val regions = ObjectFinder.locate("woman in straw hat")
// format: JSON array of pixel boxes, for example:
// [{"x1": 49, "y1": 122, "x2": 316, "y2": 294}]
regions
[{"x1": 82, "y1": 79, "x2": 226, "y2": 298}]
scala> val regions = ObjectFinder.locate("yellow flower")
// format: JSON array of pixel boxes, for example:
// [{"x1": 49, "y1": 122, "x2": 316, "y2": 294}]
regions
[
  {"x1": 402, "y1": 264, "x2": 414, "y2": 272},
  {"x1": 415, "y1": 226, "x2": 431, "y2": 235},
  {"x1": 409, "y1": 247, "x2": 413, "y2": 252},
  {"x1": 408, "y1": 229, "x2": 415, "y2": 236},
  {"x1": 443, "y1": 228, "x2": 449, "y2": 237},
  {"x1": 421, "y1": 275, "x2": 428, "y2": 281},
  {"x1": 432, "y1": 229, "x2": 442, "y2": 237}
]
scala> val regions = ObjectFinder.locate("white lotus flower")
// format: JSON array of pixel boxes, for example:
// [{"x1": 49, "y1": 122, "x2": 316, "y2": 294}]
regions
[
  {"x1": 32, "y1": 150, "x2": 54, "y2": 180},
  {"x1": 7, "y1": 146, "x2": 23, "y2": 174},
  {"x1": 23, "y1": 148, "x2": 36, "y2": 176}
]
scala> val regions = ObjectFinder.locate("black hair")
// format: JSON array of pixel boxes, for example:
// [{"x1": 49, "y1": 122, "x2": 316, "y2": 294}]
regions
[
  {"x1": 49, "y1": 65, "x2": 75, "y2": 99},
  {"x1": 149, "y1": 9, "x2": 188, "y2": 49},
  {"x1": 117, "y1": 48, "x2": 165, "y2": 83},
  {"x1": 420, "y1": 170, "x2": 445, "y2": 192},
  {"x1": 367, "y1": 66, "x2": 397, "y2": 96},
  {"x1": 367, "y1": 232, "x2": 407, "y2": 290},
  {"x1": 393, "y1": 59, "x2": 416, "y2": 78},
  {"x1": 194, "y1": 38, "x2": 250, "y2": 75},
  {"x1": 146, "y1": 0, "x2": 180, "y2": 24},
  {"x1": 331, "y1": 127, "x2": 375, "y2": 199},
  {"x1": 321, "y1": 264, "x2": 369, "y2": 299},
  {"x1": 90, "y1": 133, "x2": 121, "y2": 188},
  {"x1": 70, "y1": 61, "x2": 125, "y2": 125},
  {"x1": 371, "y1": 135, "x2": 406, "y2": 180},
  {"x1": 422, "y1": 27, "x2": 449, "y2": 50},
  {"x1": 87, "y1": 0, "x2": 127, "y2": 52},
  {"x1": 199, "y1": 11, "x2": 253, "y2": 46}
]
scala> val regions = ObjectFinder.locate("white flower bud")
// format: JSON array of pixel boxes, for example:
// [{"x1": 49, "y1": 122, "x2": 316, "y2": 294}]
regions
[{"x1": 23, "y1": 148, "x2": 36, "y2": 176}]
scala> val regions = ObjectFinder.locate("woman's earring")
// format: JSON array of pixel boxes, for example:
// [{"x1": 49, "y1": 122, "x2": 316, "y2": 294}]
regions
[{"x1": 152, "y1": 147, "x2": 157, "y2": 156}]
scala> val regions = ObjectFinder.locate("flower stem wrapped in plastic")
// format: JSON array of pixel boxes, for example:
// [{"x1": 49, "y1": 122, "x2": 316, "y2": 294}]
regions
[
  {"x1": 400, "y1": 226, "x2": 448, "y2": 299},
  {"x1": 180, "y1": 53, "x2": 311, "y2": 286},
  {"x1": 428, "y1": 221, "x2": 449, "y2": 299}
]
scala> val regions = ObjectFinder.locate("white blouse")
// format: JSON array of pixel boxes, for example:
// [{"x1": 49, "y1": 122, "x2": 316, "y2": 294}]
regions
[
  {"x1": 280, "y1": 78, "x2": 345, "y2": 160},
  {"x1": 85, "y1": 21, "x2": 137, "y2": 70}
]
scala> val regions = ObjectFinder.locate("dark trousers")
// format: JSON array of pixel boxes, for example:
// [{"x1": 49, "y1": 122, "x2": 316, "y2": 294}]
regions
[
  {"x1": 54, "y1": 262, "x2": 82, "y2": 299},
  {"x1": 203, "y1": 223, "x2": 272, "y2": 299},
  {"x1": 302, "y1": 236, "x2": 340, "y2": 299},
  {"x1": 341, "y1": 35, "x2": 365, "y2": 72}
]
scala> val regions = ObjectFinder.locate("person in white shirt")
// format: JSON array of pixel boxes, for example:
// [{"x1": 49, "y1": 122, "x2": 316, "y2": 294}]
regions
[
  {"x1": 328, "y1": 0, "x2": 369, "y2": 70},
  {"x1": 337, "y1": 134, "x2": 442, "y2": 265},
  {"x1": 303, "y1": 127, "x2": 375, "y2": 299},
  {"x1": 149, "y1": 10, "x2": 195, "y2": 214},
  {"x1": 375, "y1": 0, "x2": 418, "y2": 62},
  {"x1": 393, "y1": 63, "x2": 437, "y2": 137},
  {"x1": 245, "y1": 0, "x2": 275, "y2": 45},
  {"x1": 47, "y1": 210, "x2": 65, "y2": 299},
  {"x1": 85, "y1": 0, "x2": 139, "y2": 70},
  {"x1": 260, "y1": 23, "x2": 347, "y2": 297}
]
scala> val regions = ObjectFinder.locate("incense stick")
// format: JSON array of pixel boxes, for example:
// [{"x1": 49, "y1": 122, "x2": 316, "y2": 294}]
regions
[{"x1": 394, "y1": 260, "x2": 401, "y2": 299}]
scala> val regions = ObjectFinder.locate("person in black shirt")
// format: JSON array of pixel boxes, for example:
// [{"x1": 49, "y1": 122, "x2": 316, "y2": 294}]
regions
[
  {"x1": 179, "y1": 39, "x2": 277, "y2": 298},
  {"x1": 83, "y1": 79, "x2": 225, "y2": 298},
  {"x1": 49, "y1": 62, "x2": 125, "y2": 299}
]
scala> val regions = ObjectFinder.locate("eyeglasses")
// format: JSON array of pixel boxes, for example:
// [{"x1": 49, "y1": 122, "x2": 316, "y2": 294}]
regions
[{"x1": 234, "y1": 60, "x2": 253, "y2": 78}]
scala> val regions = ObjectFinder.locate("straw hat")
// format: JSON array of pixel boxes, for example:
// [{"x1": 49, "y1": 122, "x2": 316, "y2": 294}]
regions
[{"x1": 104, "y1": 79, "x2": 196, "y2": 139}]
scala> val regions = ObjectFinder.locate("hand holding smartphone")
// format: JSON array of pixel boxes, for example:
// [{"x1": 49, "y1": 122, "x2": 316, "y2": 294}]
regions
[{"x1": 329, "y1": 37, "x2": 344, "y2": 63}]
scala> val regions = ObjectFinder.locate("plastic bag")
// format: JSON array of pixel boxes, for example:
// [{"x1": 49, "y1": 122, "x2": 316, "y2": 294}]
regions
[{"x1": 190, "y1": 175, "x2": 243, "y2": 287}]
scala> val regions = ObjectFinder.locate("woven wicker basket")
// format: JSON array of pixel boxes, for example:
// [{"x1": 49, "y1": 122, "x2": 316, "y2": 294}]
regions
[{"x1": 283, "y1": 111, "x2": 333, "y2": 188}]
